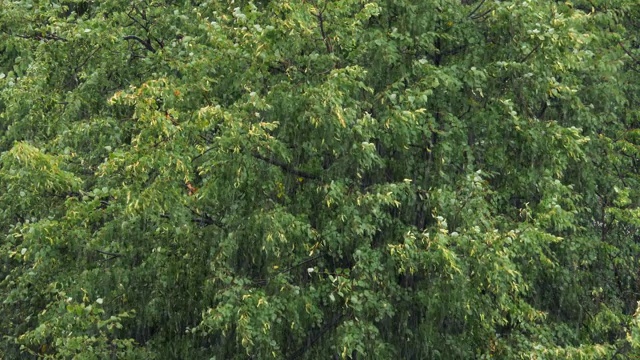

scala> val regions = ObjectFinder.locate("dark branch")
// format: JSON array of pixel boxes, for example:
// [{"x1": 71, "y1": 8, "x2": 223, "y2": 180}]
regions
[
  {"x1": 286, "y1": 313, "x2": 348, "y2": 360},
  {"x1": 74, "y1": 46, "x2": 102, "y2": 74},
  {"x1": 123, "y1": 35, "x2": 156, "y2": 53},
  {"x1": 252, "y1": 152, "x2": 320, "y2": 180},
  {"x1": 520, "y1": 42, "x2": 541, "y2": 63},
  {"x1": 14, "y1": 32, "x2": 67, "y2": 42},
  {"x1": 466, "y1": 0, "x2": 486, "y2": 18},
  {"x1": 191, "y1": 146, "x2": 217, "y2": 163},
  {"x1": 619, "y1": 42, "x2": 640, "y2": 64},
  {"x1": 277, "y1": 254, "x2": 322, "y2": 276},
  {"x1": 191, "y1": 211, "x2": 225, "y2": 228},
  {"x1": 127, "y1": 6, "x2": 151, "y2": 33},
  {"x1": 619, "y1": 42, "x2": 640, "y2": 73},
  {"x1": 472, "y1": 7, "x2": 494, "y2": 20},
  {"x1": 536, "y1": 100, "x2": 548, "y2": 119},
  {"x1": 312, "y1": 5, "x2": 332, "y2": 53},
  {"x1": 252, "y1": 253, "x2": 322, "y2": 286},
  {"x1": 96, "y1": 249, "x2": 123, "y2": 261}
]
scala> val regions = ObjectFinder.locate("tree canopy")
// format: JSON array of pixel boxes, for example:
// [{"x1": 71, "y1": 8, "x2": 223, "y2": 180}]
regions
[{"x1": 2, "y1": 0, "x2": 640, "y2": 358}]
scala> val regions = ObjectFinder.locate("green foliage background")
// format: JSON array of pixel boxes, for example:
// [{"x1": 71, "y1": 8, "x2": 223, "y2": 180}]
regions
[{"x1": 1, "y1": 0, "x2": 640, "y2": 358}]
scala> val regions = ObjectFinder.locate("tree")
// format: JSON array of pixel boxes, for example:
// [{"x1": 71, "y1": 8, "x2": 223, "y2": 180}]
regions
[{"x1": 1, "y1": 0, "x2": 640, "y2": 359}]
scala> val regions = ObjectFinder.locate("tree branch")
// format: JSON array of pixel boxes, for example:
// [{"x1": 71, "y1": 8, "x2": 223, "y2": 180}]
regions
[
  {"x1": 252, "y1": 253, "x2": 322, "y2": 286},
  {"x1": 470, "y1": 7, "x2": 494, "y2": 20},
  {"x1": 127, "y1": 5, "x2": 151, "y2": 33},
  {"x1": 14, "y1": 32, "x2": 67, "y2": 42},
  {"x1": 466, "y1": 0, "x2": 486, "y2": 18},
  {"x1": 277, "y1": 254, "x2": 322, "y2": 276},
  {"x1": 123, "y1": 35, "x2": 156, "y2": 53},
  {"x1": 310, "y1": 2, "x2": 332, "y2": 54},
  {"x1": 96, "y1": 249, "x2": 123, "y2": 261},
  {"x1": 619, "y1": 41, "x2": 640, "y2": 73},
  {"x1": 619, "y1": 42, "x2": 640, "y2": 64},
  {"x1": 191, "y1": 146, "x2": 217, "y2": 163},
  {"x1": 286, "y1": 313, "x2": 348, "y2": 360},
  {"x1": 252, "y1": 152, "x2": 320, "y2": 180},
  {"x1": 191, "y1": 210, "x2": 225, "y2": 228},
  {"x1": 520, "y1": 42, "x2": 541, "y2": 63}
]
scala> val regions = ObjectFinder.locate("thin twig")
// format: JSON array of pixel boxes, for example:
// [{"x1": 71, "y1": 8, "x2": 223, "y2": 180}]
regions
[
  {"x1": 191, "y1": 146, "x2": 217, "y2": 163},
  {"x1": 277, "y1": 254, "x2": 322, "y2": 276},
  {"x1": 74, "y1": 46, "x2": 102, "y2": 74},
  {"x1": 520, "y1": 42, "x2": 541, "y2": 63}
]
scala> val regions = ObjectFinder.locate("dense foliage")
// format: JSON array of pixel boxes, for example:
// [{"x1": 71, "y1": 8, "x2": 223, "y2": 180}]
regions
[{"x1": 2, "y1": 0, "x2": 640, "y2": 358}]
